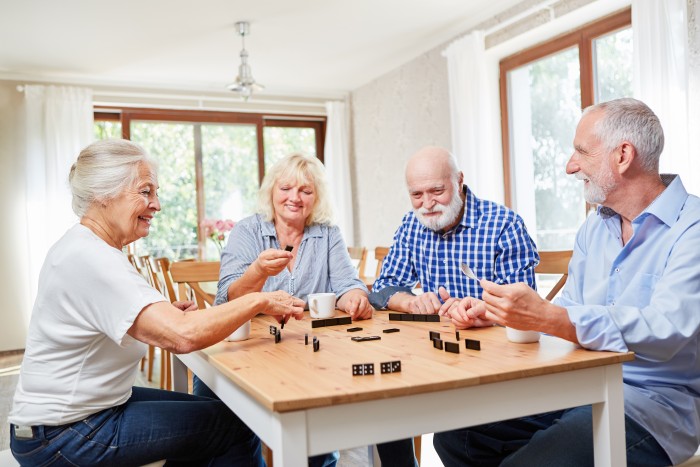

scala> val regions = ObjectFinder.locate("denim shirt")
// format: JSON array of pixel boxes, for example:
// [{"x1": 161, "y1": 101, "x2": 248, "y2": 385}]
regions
[
  {"x1": 215, "y1": 214, "x2": 367, "y2": 307},
  {"x1": 557, "y1": 175, "x2": 700, "y2": 464}
]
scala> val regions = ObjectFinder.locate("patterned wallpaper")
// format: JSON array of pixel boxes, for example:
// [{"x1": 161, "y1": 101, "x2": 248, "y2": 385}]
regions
[{"x1": 350, "y1": 47, "x2": 451, "y2": 249}]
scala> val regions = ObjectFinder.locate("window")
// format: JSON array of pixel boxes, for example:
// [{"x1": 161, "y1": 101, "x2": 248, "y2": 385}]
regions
[
  {"x1": 500, "y1": 9, "x2": 632, "y2": 251},
  {"x1": 94, "y1": 108, "x2": 325, "y2": 260}
]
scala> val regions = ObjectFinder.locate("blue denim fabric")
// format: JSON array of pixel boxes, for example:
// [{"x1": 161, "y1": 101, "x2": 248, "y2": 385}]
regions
[
  {"x1": 193, "y1": 375, "x2": 338, "y2": 467},
  {"x1": 433, "y1": 405, "x2": 671, "y2": 467},
  {"x1": 9, "y1": 386, "x2": 264, "y2": 466},
  {"x1": 376, "y1": 438, "x2": 418, "y2": 467}
]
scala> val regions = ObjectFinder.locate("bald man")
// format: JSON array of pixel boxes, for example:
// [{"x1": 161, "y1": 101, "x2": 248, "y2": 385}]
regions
[{"x1": 368, "y1": 146, "x2": 539, "y2": 322}]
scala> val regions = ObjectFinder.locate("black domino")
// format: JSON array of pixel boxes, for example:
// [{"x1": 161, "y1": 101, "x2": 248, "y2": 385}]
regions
[
  {"x1": 311, "y1": 316, "x2": 353, "y2": 328},
  {"x1": 445, "y1": 341, "x2": 460, "y2": 354},
  {"x1": 465, "y1": 339, "x2": 481, "y2": 351},
  {"x1": 380, "y1": 360, "x2": 402, "y2": 374},
  {"x1": 352, "y1": 363, "x2": 374, "y2": 376},
  {"x1": 433, "y1": 338, "x2": 444, "y2": 350}
]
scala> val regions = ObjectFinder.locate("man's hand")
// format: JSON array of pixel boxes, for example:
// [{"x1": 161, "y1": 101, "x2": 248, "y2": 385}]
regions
[
  {"x1": 337, "y1": 289, "x2": 374, "y2": 320},
  {"x1": 437, "y1": 287, "x2": 460, "y2": 316},
  {"x1": 388, "y1": 290, "x2": 442, "y2": 314},
  {"x1": 252, "y1": 249, "x2": 293, "y2": 277},
  {"x1": 479, "y1": 280, "x2": 577, "y2": 342},
  {"x1": 479, "y1": 280, "x2": 545, "y2": 330},
  {"x1": 446, "y1": 297, "x2": 494, "y2": 329}
]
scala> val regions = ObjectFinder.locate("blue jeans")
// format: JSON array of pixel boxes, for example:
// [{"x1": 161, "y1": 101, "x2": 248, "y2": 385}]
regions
[
  {"x1": 433, "y1": 405, "x2": 671, "y2": 467},
  {"x1": 10, "y1": 386, "x2": 264, "y2": 466},
  {"x1": 193, "y1": 375, "x2": 417, "y2": 467}
]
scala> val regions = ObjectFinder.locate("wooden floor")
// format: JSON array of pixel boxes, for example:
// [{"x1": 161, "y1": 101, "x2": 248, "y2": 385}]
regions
[{"x1": 0, "y1": 349, "x2": 375, "y2": 465}]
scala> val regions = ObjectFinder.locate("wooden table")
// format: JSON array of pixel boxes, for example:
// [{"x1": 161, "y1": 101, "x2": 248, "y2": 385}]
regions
[{"x1": 173, "y1": 312, "x2": 633, "y2": 466}]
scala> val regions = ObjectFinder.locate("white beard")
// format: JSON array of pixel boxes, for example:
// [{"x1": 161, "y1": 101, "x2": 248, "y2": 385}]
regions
[
  {"x1": 576, "y1": 167, "x2": 616, "y2": 205},
  {"x1": 414, "y1": 185, "x2": 464, "y2": 231}
]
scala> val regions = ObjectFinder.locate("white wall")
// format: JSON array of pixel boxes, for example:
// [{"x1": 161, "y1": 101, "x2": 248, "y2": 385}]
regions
[
  {"x1": 0, "y1": 82, "x2": 30, "y2": 351},
  {"x1": 350, "y1": 48, "x2": 452, "y2": 250}
]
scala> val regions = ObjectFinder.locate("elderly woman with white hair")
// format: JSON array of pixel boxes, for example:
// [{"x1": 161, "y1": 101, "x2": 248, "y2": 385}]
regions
[{"x1": 8, "y1": 139, "x2": 305, "y2": 466}]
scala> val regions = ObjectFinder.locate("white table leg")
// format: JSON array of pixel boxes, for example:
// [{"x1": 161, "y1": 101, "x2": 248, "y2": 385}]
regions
[
  {"x1": 272, "y1": 411, "x2": 309, "y2": 466},
  {"x1": 171, "y1": 353, "x2": 188, "y2": 393},
  {"x1": 592, "y1": 364, "x2": 627, "y2": 466}
]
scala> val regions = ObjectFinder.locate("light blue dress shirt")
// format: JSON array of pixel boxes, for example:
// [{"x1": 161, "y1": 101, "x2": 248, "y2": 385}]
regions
[
  {"x1": 215, "y1": 214, "x2": 367, "y2": 307},
  {"x1": 557, "y1": 175, "x2": 700, "y2": 465}
]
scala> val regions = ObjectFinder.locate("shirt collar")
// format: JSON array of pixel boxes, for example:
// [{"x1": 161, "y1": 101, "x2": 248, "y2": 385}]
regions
[
  {"x1": 598, "y1": 174, "x2": 687, "y2": 227},
  {"x1": 259, "y1": 215, "x2": 325, "y2": 239}
]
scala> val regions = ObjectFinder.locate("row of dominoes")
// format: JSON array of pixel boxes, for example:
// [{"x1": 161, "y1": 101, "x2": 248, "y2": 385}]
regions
[
  {"x1": 311, "y1": 316, "x2": 352, "y2": 328},
  {"x1": 388, "y1": 313, "x2": 440, "y2": 322},
  {"x1": 352, "y1": 360, "x2": 401, "y2": 376}
]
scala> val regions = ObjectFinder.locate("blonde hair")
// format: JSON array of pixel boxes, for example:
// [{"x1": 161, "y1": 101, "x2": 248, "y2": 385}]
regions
[
  {"x1": 257, "y1": 154, "x2": 334, "y2": 226},
  {"x1": 69, "y1": 139, "x2": 157, "y2": 217}
]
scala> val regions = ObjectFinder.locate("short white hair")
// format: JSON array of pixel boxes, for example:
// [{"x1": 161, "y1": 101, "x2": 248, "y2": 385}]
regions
[
  {"x1": 69, "y1": 139, "x2": 157, "y2": 217},
  {"x1": 583, "y1": 98, "x2": 664, "y2": 173}
]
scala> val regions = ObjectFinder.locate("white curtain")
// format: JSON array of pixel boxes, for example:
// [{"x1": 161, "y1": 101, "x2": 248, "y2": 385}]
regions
[
  {"x1": 632, "y1": 0, "x2": 696, "y2": 194},
  {"x1": 443, "y1": 31, "x2": 504, "y2": 204},
  {"x1": 323, "y1": 100, "x2": 355, "y2": 244},
  {"x1": 24, "y1": 85, "x2": 93, "y2": 307}
]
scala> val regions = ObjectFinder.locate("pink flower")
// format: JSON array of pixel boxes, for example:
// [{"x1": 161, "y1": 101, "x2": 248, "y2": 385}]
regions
[{"x1": 199, "y1": 218, "x2": 235, "y2": 252}]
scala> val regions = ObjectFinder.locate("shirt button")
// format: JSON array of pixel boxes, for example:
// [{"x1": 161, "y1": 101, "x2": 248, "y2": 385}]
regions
[
  {"x1": 615, "y1": 268, "x2": 620, "y2": 273},
  {"x1": 610, "y1": 301, "x2": 615, "y2": 306}
]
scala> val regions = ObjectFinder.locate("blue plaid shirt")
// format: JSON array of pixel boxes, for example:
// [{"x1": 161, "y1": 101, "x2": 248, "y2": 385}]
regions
[{"x1": 369, "y1": 186, "x2": 539, "y2": 309}]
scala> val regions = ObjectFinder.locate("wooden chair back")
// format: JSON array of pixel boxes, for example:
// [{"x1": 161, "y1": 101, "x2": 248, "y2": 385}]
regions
[
  {"x1": 155, "y1": 257, "x2": 177, "y2": 301},
  {"x1": 535, "y1": 250, "x2": 573, "y2": 301},
  {"x1": 374, "y1": 246, "x2": 390, "y2": 277},
  {"x1": 139, "y1": 255, "x2": 162, "y2": 291},
  {"x1": 169, "y1": 261, "x2": 220, "y2": 309},
  {"x1": 347, "y1": 246, "x2": 368, "y2": 278}
]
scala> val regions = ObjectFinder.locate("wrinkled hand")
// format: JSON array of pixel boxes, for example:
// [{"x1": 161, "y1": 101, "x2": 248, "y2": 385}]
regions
[
  {"x1": 253, "y1": 249, "x2": 293, "y2": 277},
  {"x1": 447, "y1": 297, "x2": 493, "y2": 329},
  {"x1": 480, "y1": 280, "x2": 545, "y2": 330},
  {"x1": 261, "y1": 290, "x2": 305, "y2": 324},
  {"x1": 436, "y1": 287, "x2": 460, "y2": 316},
  {"x1": 337, "y1": 289, "x2": 374, "y2": 320},
  {"x1": 172, "y1": 300, "x2": 198, "y2": 312}
]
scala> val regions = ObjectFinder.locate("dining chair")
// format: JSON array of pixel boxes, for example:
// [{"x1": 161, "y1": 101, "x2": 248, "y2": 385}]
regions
[
  {"x1": 347, "y1": 246, "x2": 368, "y2": 278},
  {"x1": 374, "y1": 246, "x2": 390, "y2": 277},
  {"x1": 155, "y1": 257, "x2": 177, "y2": 302},
  {"x1": 534, "y1": 250, "x2": 573, "y2": 301},
  {"x1": 168, "y1": 261, "x2": 220, "y2": 309}
]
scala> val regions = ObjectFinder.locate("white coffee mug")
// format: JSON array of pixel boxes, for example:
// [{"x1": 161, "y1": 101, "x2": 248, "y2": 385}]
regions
[
  {"x1": 506, "y1": 327, "x2": 540, "y2": 344},
  {"x1": 226, "y1": 320, "x2": 251, "y2": 342},
  {"x1": 308, "y1": 292, "x2": 337, "y2": 319}
]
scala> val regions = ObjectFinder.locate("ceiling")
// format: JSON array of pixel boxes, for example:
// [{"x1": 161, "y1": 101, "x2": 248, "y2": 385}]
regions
[{"x1": 0, "y1": 0, "x2": 526, "y2": 99}]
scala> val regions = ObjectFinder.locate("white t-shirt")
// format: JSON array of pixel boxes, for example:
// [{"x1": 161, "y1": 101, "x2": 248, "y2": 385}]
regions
[{"x1": 9, "y1": 224, "x2": 166, "y2": 426}]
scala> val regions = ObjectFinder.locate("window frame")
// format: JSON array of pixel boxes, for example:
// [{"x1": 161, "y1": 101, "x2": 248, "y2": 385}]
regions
[
  {"x1": 498, "y1": 8, "x2": 631, "y2": 208},
  {"x1": 93, "y1": 107, "x2": 326, "y2": 258}
]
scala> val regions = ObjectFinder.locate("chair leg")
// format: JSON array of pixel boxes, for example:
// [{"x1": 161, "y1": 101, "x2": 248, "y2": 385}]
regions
[
  {"x1": 159, "y1": 348, "x2": 166, "y2": 389},
  {"x1": 147, "y1": 345, "x2": 155, "y2": 382},
  {"x1": 262, "y1": 444, "x2": 273, "y2": 467},
  {"x1": 165, "y1": 349, "x2": 172, "y2": 391},
  {"x1": 414, "y1": 435, "x2": 422, "y2": 465}
]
